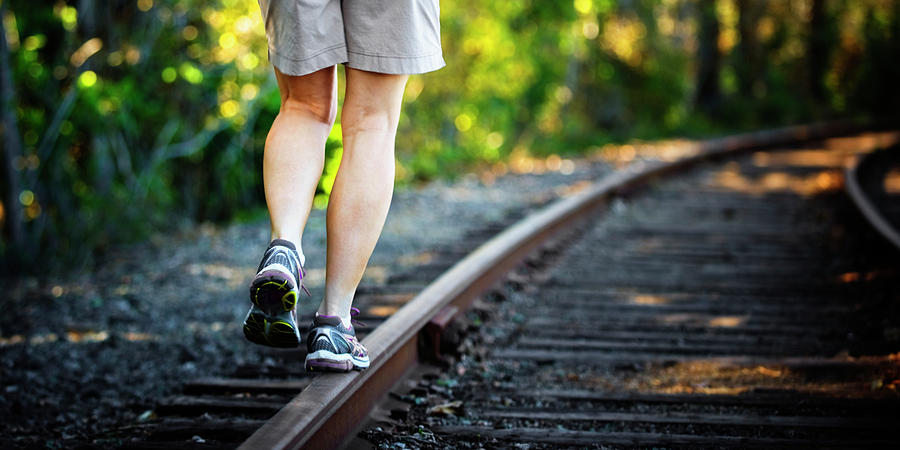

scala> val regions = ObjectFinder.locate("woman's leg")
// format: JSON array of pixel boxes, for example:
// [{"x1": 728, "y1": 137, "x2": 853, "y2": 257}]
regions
[
  {"x1": 318, "y1": 68, "x2": 409, "y2": 324},
  {"x1": 242, "y1": 66, "x2": 338, "y2": 349},
  {"x1": 264, "y1": 66, "x2": 338, "y2": 254}
]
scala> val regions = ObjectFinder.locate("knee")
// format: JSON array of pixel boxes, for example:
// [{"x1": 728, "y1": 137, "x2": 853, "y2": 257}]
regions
[
  {"x1": 281, "y1": 92, "x2": 338, "y2": 127},
  {"x1": 277, "y1": 66, "x2": 338, "y2": 126},
  {"x1": 340, "y1": 103, "x2": 396, "y2": 137},
  {"x1": 340, "y1": 71, "x2": 407, "y2": 137}
]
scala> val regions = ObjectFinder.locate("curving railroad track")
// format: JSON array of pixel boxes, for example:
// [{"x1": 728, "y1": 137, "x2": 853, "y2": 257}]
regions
[{"x1": 118, "y1": 122, "x2": 900, "y2": 449}]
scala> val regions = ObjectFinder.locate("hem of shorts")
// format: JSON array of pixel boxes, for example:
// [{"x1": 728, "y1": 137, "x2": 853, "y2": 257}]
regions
[
  {"x1": 268, "y1": 45, "x2": 349, "y2": 77},
  {"x1": 346, "y1": 51, "x2": 446, "y2": 75}
]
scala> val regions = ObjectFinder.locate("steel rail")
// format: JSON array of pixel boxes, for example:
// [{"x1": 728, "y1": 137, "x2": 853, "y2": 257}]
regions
[
  {"x1": 239, "y1": 120, "x2": 870, "y2": 450},
  {"x1": 845, "y1": 151, "x2": 900, "y2": 251}
]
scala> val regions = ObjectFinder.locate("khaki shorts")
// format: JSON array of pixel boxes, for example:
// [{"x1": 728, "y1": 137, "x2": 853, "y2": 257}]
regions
[{"x1": 257, "y1": 0, "x2": 445, "y2": 76}]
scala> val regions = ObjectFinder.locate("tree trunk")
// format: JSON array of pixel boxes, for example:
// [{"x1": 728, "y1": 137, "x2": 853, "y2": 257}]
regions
[
  {"x1": 695, "y1": 0, "x2": 721, "y2": 114},
  {"x1": 0, "y1": 3, "x2": 25, "y2": 255},
  {"x1": 807, "y1": 0, "x2": 829, "y2": 102},
  {"x1": 736, "y1": 0, "x2": 763, "y2": 98}
]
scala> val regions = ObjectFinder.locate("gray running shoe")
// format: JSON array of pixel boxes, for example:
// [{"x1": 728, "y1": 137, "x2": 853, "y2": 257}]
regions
[{"x1": 305, "y1": 309, "x2": 369, "y2": 372}]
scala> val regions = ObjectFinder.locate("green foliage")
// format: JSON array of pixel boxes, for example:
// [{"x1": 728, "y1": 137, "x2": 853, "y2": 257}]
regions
[
  {"x1": 1, "y1": 0, "x2": 275, "y2": 270},
  {"x1": 1, "y1": 0, "x2": 899, "y2": 272}
]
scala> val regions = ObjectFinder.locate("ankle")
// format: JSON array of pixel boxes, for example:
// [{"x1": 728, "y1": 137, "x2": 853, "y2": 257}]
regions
[
  {"x1": 269, "y1": 235, "x2": 305, "y2": 266},
  {"x1": 316, "y1": 305, "x2": 352, "y2": 330},
  {"x1": 316, "y1": 311, "x2": 352, "y2": 330}
]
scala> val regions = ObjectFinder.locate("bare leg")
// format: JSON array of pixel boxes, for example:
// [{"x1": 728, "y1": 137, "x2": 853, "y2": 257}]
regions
[
  {"x1": 318, "y1": 68, "x2": 409, "y2": 321},
  {"x1": 244, "y1": 66, "x2": 338, "y2": 349},
  {"x1": 264, "y1": 66, "x2": 338, "y2": 258}
]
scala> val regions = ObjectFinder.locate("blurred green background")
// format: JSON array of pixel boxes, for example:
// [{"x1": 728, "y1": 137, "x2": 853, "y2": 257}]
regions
[{"x1": 1, "y1": 0, "x2": 898, "y2": 273}]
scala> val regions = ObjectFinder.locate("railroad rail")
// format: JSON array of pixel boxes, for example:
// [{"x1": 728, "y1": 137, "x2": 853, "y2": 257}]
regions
[
  {"x1": 846, "y1": 143, "x2": 900, "y2": 250},
  {"x1": 119, "y1": 121, "x2": 900, "y2": 449}
]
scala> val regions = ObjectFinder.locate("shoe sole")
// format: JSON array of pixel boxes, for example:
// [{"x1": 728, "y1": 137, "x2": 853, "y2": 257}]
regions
[
  {"x1": 251, "y1": 269, "x2": 298, "y2": 314},
  {"x1": 305, "y1": 350, "x2": 369, "y2": 372},
  {"x1": 243, "y1": 270, "x2": 300, "y2": 348},
  {"x1": 242, "y1": 307, "x2": 300, "y2": 348}
]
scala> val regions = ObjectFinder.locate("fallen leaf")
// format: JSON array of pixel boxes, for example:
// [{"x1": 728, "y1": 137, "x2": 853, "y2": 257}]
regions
[
  {"x1": 428, "y1": 400, "x2": 463, "y2": 416},
  {"x1": 136, "y1": 410, "x2": 156, "y2": 422}
]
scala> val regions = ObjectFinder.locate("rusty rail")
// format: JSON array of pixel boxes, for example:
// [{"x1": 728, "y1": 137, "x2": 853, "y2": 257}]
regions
[
  {"x1": 239, "y1": 120, "x2": 873, "y2": 450},
  {"x1": 845, "y1": 149, "x2": 900, "y2": 251}
]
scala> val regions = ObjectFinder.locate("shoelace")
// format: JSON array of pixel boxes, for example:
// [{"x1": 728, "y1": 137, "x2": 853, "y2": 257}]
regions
[
  {"x1": 349, "y1": 307, "x2": 366, "y2": 329},
  {"x1": 298, "y1": 264, "x2": 311, "y2": 297}
]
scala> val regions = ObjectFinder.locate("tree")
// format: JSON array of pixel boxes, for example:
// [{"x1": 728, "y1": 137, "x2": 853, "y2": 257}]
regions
[
  {"x1": 0, "y1": 2, "x2": 25, "y2": 259},
  {"x1": 695, "y1": 0, "x2": 721, "y2": 114},
  {"x1": 736, "y1": 0, "x2": 764, "y2": 99},
  {"x1": 807, "y1": 0, "x2": 831, "y2": 103}
]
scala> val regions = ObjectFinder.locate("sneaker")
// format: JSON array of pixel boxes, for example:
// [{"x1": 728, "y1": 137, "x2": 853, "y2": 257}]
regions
[
  {"x1": 304, "y1": 309, "x2": 369, "y2": 372},
  {"x1": 242, "y1": 239, "x2": 309, "y2": 348}
]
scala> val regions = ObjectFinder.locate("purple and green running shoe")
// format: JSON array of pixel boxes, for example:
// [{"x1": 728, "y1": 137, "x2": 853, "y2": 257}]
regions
[{"x1": 242, "y1": 239, "x2": 309, "y2": 348}]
